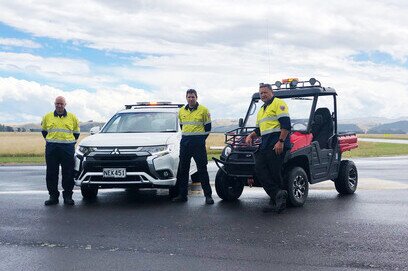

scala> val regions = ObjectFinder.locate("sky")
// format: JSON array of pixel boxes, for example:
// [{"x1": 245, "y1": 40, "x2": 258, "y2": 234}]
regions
[{"x1": 0, "y1": 0, "x2": 408, "y2": 124}]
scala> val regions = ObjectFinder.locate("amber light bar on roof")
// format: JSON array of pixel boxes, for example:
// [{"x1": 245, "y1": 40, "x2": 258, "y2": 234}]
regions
[
  {"x1": 125, "y1": 102, "x2": 184, "y2": 109},
  {"x1": 272, "y1": 78, "x2": 320, "y2": 90},
  {"x1": 136, "y1": 102, "x2": 172, "y2": 106},
  {"x1": 281, "y1": 78, "x2": 299, "y2": 84}
]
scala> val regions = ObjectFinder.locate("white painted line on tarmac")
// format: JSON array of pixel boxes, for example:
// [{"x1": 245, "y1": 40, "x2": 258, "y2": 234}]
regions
[
  {"x1": 0, "y1": 178, "x2": 407, "y2": 195},
  {"x1": 0, "y1": 190, "x2": 49, "y2": 195},
  {"x1": 0, "y1": 188, "x2": 143, "y2": 195},
  {"x1": 311, "y1": 178, "x2": 408, "y2": 190}
]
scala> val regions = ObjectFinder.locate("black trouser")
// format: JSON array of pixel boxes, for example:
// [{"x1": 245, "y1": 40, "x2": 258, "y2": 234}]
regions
[
  {"x1": 176, "y1": 137, "x2": 212, "y2": 198},
  {"x1": 45, "y1": 142, "x2": 75, "y2": 198},
  {"x1": 255, "y1": 145, "x2": 287, "y2": 203}
]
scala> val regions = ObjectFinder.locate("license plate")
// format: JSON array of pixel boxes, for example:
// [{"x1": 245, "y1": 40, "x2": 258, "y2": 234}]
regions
[{"x1": 103, "y1": 168, "x2": 126, "y2": 178}]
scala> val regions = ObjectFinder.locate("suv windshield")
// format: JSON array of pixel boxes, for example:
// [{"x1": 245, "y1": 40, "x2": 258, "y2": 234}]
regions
[
  {"x1": 246, "y1": 97, "x2": 314, "y2": 132},
  {"x1": 102, "y1": 112, "x2": 178, "y2": 133}
]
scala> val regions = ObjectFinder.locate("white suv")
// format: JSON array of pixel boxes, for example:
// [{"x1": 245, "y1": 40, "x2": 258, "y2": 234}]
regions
[{"x1": 74, "y1": 102, "x2": 197, "y2": 199}]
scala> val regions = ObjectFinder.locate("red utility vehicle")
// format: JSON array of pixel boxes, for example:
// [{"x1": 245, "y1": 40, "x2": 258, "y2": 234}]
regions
[{"x1": 213, "y1": 78, "x2": 358, "y2": 206}]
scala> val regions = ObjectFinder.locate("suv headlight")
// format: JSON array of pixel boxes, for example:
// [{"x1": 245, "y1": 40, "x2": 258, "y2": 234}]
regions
[
  {"x1": 140, "y1": 144, "x2": 174, "y2": 156},
  {"x1": 76, "y1": 146, "x2": 97, "y2": 156}
]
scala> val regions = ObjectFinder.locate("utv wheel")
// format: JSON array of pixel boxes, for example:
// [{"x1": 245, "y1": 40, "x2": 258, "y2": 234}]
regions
[
  {"x1": 215, "y1": 167, "x2": 244, "y2": 201},
  {"x1": 335, "y1": 160, "x2": 358, "y2": 194},
  {"x1": 81, "y1": 186, "x2": 98, "y2": 199},
  {"x1": 285, "y1": 167, "x2": 309, "y2": 207}
]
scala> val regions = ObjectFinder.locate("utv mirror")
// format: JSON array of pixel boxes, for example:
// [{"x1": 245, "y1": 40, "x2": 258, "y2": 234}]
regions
[
  {"x1": 90, "y1": 126, "x2": 100, "y2": 135},
  {"x1": 238, "y1": 118, "x2": 244, "y2": 128},
  {"x1": 314, "y1": 115, "x2": 323, "y2": 125}
]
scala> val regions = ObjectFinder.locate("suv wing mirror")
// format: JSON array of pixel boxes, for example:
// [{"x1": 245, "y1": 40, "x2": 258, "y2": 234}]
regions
[{"x1": 90, "y1": 126, "x2": 100, "y2": 135}]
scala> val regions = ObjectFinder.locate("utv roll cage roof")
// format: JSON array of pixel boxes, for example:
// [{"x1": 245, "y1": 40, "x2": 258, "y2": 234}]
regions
[
  {"x1": 253, "y1": 78, "x2": 337, "y2": 101},
  {"x1": 242, "y1": 78, "x2": 339, "y2": 134}
]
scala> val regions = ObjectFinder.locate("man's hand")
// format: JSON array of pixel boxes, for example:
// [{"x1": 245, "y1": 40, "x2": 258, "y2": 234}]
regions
[
  {"x1": 245, "y1": 133, "x2": 253, "y2": 146},
  {"x1": 273, "y1": 141, "x2": 284, "y2": 155}
]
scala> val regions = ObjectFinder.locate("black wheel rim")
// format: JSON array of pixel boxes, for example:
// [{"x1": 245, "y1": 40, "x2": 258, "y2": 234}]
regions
[
  {"x1": 348, "y1": 167, "x2": 357, "y2": 188},
  {"x1": 293, "y1": 174, "x2": 306, "y2": 199}
]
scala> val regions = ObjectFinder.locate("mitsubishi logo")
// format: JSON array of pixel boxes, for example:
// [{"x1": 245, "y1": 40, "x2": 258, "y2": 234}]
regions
[{"x1": 111, "y1": 148, "x2": 121, "y2": 155}]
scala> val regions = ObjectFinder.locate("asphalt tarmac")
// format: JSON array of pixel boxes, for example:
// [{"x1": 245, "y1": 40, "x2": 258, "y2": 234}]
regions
[{"x1": 0, "y1": 156, "x2": 408, "y2": 270}]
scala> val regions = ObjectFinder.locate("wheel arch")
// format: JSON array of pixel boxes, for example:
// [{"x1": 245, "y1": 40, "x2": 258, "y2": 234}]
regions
[{"x1": 283, "y1": 155, "x2": 311, "y2": 183}]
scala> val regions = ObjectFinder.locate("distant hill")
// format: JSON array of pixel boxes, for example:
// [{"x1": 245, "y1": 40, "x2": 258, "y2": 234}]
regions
[
  {"x1": 212, "y1": 119, "x2": 239, "y2": 133},
  {"x1": 5, "y1": 121, "x2": 105, "y2": 133},
  {"x1": 367, "y1": 121, "x2": 408, "y2": 134},
  {"x1": 3, "y1": 118, "x2": 408, "y2": 134},
  {"x1": 212, "y1": 120, "x2": 365, "y2": 134},
  {"x1": 79, "y1": 121, "x2": 105, "y2": 132},
  {"x1": 212, "y1": 125, "x2": 238, "y2": 133},
  {"x1": 339, "y1": 116, "x2": 408, "y2": 130},
  {"x1": 338, "y1": 124, "x2": 363, "y2": 133}
]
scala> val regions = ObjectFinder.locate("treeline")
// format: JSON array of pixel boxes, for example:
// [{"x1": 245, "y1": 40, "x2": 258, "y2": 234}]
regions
[
  {"x1": 0, "y1": 124, "x2": 14, "y2": 132},
  {"x1": 0, "y1": 124, "x2": 30, "y2": 132}
]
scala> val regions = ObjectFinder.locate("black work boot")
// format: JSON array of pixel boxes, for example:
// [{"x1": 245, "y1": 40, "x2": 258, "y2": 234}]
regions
[
  {"x1": 63, "y1": 197, "x2": 75, "y2": 205},
  {"x1": 275, "y1": 190, "x2": 288, "y2": 214},
  {"x1": 205, "y1": 196, "x2": 214, "y2": 205},
  {"x1": 262, "y1": 198, "x2": 277, "y2": 213},
  {"x1": 63, "y1": 191, "x2": 75, "y2": 205},
  {"x1": 44, "y1": 196, "x2": 59, "y2": 206},
  {"x1": 171, "y1": 195, "x2": 188, "y2": 202}
]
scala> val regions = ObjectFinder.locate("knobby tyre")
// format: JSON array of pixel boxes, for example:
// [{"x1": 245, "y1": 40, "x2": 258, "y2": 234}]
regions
[{"x1": 215, "y1": 167, "x2": 244, "y2": 201}]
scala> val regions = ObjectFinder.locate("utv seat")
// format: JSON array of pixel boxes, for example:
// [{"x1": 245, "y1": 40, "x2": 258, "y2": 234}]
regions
[{"x1": 311, "y1": 108, "x2": 333, "y2": 149}]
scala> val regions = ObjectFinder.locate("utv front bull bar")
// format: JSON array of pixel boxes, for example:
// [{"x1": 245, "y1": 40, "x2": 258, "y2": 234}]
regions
[{"x1": 212, "y1": 150, "x2": 256, "y2": 178}]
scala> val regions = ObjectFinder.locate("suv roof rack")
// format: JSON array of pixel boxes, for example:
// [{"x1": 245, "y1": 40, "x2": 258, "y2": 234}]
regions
[{"x1": 125, "y1": 102, "x2": 184, "y2": 109}]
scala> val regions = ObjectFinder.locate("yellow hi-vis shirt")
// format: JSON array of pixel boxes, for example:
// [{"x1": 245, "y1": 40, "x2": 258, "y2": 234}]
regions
[
  {"x1": 256, "y1": 98, "x2": 290, "y2": 136},
  {"x1": 178, "y1": 104, "x2": 211, "y2": 136},
  {"x1": 41, "y1": 111, "x2": 80, "y2": 143}
]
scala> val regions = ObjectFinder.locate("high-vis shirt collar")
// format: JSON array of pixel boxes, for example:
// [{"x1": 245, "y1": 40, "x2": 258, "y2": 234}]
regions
[
  {"x1": 262, "y1": 96, "x2": 275, "y2": 110},
  {"x1": 54, "y1": 109, "x2": 67, "y2": 117},
  {"x1": 184, "y1": 102, "x2": 199, "y2": 111}
]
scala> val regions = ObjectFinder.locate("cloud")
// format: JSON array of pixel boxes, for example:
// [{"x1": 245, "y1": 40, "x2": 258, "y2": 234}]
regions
[
  {"x1": 0, "y1": 38, "x2": 41, "y2": 48},
  {"x1": 0, "y1": 52, "x2": 119, "y2": 88},
  {"x1": 1, "y1": 0, "x2": 408, "y2": 56},
  {"x1": 0, "y1": 77, "x2": 155, "y2": 123},
  {"x1": 0, "y1": 0, "x2": 407, "y2": 123}
]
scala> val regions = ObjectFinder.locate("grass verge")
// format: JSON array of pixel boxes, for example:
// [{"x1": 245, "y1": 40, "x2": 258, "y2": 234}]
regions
[
  {"x1": 1, "y1": 140, "x2": 408, "y2": 164},
  {"x1": 342, "y1": 141, "x2": 408, "y2": 158},
  {"x1": 0, "y1": 155, "x2": 45, "y2": 164},
  {"x1": 358, "y1": 134, "x2": 408, "y2": 140}
]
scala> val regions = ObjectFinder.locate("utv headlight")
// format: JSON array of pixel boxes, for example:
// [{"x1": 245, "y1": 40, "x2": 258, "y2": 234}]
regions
[{"x1": 223, "y1": 146, "x2": 232, "y2": 157}]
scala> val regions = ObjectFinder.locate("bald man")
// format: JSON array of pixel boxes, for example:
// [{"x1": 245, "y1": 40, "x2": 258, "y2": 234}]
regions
[{"x1": 41, "y1": 96, "x2": 80, "y2": 205}]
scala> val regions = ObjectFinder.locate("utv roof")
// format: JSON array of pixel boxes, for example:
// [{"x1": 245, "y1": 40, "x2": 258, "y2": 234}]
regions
[{"x1": 252, "y1": 78, "x2": 337, "y2": 100}]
